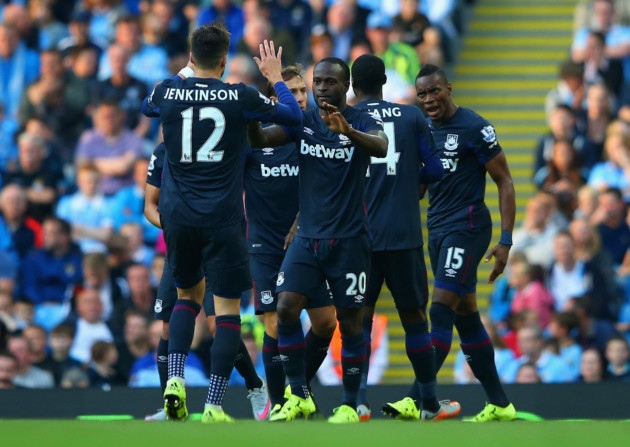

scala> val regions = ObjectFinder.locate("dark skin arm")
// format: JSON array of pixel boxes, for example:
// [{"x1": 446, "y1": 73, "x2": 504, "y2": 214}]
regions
[
  {"x1": 144, "y1": 183, "x2": 161, "y2": 229},
  {"x1": 246, "y1": 122, "x2": 288, "y2": 148},
  {"x1": 320, "y1": 102, "x2": 388, "y2": 158},
  {"x1": 483, "y1": 151, "x2": 516, "y2": 284},
  {"x1": 284, "y1": 212, "x2": 299, "y2": 249}
]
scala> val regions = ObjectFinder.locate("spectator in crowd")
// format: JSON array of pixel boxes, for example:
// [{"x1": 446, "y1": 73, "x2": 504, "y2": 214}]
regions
[
  {"x1": 579, "y1": 83, "x2": 615, "y2": 164},
  {"x1": 114, "y1": 309, "x2": 150, "y2": 383},
  {"x1": 20, "y1": 216, "x2": 83, "y2": 331},
  {"x1": 509, "y1": 259, "x2": 554, "y2": 329},
  {"x1": 0, "y1": 102, "x2": 19, "y2": 173},
  {"x1": 583, "y1": 31, "x2": 625, "y2": 99},
  {"x1": 326, "y1": 0, "x2": 364, "y2": 62},
  {"x1": 56, "y1": 165, "x2": 114, "y2": 254},
  {"x1": 197, "y1": 0, "x2": 244, "y2": 55},
  {"x1": 22, "y1": 323, "x2": 53, "y2": 373},
  {"x1": 87, "y1": 340, "x2": 125, "y2": 388},
  {"x1": 501, "y1": 325, "x2": 576, "y2": 383},
  {"x1": 514, "y1": 362, "x2": 542, "y2": 383},
  {"x1": 568, "y1": 296, "x2": 621, "y2": 355},
  {"x1": 0, "y1": 183, "x2": 42, "y2": 261},
  {"x1": 81, "y1": 251, "x2": 130, "y2": 337},
  {"x1": 574, "y1": 185, "x2": 599, "y2": 220},
  {"x1": 591, "y1": 187, "x2": 630, "y2": 267},
  {"x1": 4, "y1": 133, "x2": 63, "y2": 223},
  {"x1": 26, "y1": 0, "x2": 69, "y2": 51},
  {"x1": 148, "y1": 0, "x2": 189, "y2": 58},
  {"x1": 128, "y1": 319, "x2": 207, "y2": 387},
  {"x1": 75, "y1": 99, "x2": 145, "y2": 197},
  {"x1": 47, "y1": 323, "x2": 82, "y2": 386},
  {"x1": 365, "y1": 12, "x2": 420, "y2": 87},
  {"x1": 11, "y1": 300, "x2": 34, "y2": 332},
  {"x1": 588, "y1": 132, "x2": 630, "y2": 200},
  {"x1": 97, "y1": 15, "x2": 170, "y2": 90},
  {"x1": 83, "y1": 0, "x2": 129, "y2": 51},
  {"x1": 125, "y1": 262, "x2": 155, "y2": 318},
  {"x1": 59, "y1": 366, "x2": 90, "y2": 388},
  {"x1": 533, "y1": 139, "x2": 587, "y2": 217},
  {"x1": 533, "y1": 105, "x2": 588, "y2": 175},
  {"x1": 7, "y1": 334, "x2": 54, "y2": 388},
  {"x1": 547, "y1": 311, "x2": 583, "y2": 379},
  {"x1": 0, "y1": 23, "x2": 40, "y2": 121},
  {"x1": 545, "y1": 60, "x2": 586, "y2": 121},
  {"x1": 66, "y1": 287, "x2": 114, "y2": 365},
  {"x1": 21, "y1": 116, "x2": 70, "y2": 180},
  {"x1": 0, "y1": 288, "x2": 19, "y2": 336},
  {"x1": 119, "y1": 222, "x2": 153, "y2": 268},
  {"x1": 18, "y1": 49, "x2": 89, "y2": 155},
  {"x1": 546, "y1": 230, "x2": 592, "y2": 312},
  {"x1": 110, "y1": 158, "x2": 160, "y2": 245},
  {"x1": 0, "y1": 350, "x2": 19, "y2": 389},
  {"x1": 57, "y1": 9, "x2": 103, "y2": 63},
  {"x1": 269, "y1": 0, "x2": 313, "y2": 65},
  {"x1": 512, "y1": 192, "x2": 564, "y2": 268},
  {"x1": 92, "y1": 43, "x2": 150, "y2": 137},
  {"x1": 391, "y1": 0, "x2": 443, "y2": 65},
  {"x1": 572, "y1": 0, "x2": 630, "y2": 81},
  {"x1": 578, "y1": 347, "x2": 606, "y2": 382},
  {"x1": 605, "y1": 334, "x2": 630, "y2": 380},
  {"x1": 488, "y1": 251, "x2": 528, "y2": 330}
]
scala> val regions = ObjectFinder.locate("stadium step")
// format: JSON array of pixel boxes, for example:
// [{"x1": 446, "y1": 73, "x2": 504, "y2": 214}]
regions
[{"x1": 380, "y1": 0, "x2": 575, "y2": 385}]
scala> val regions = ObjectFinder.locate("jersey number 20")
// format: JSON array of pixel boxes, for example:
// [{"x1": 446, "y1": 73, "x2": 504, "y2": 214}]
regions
[{"x1": 180, "y1": 107, "x2": 226, "y2": 163}]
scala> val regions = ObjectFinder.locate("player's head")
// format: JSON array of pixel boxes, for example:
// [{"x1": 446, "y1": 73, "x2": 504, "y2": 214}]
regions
[
  {"x1": 312, "y1": 56, "x2": 350, "y2": 109},
  {"x1": 266, "y1": 65, "x2": 308, "y2": 111},
  {"x1": 190, "y1": 24, "x2": 230, "y2": 73},
  {"x1": 415, "y1": 64, "x2": 454, "y2": 125},
  {"x1": 351, "y1": 54, "x2": 387, "y2": 98}
]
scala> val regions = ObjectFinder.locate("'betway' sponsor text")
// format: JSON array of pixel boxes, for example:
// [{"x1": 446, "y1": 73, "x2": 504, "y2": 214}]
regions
[{"x1": 300, "y1": 140, "x2": 354, "y2": 162}]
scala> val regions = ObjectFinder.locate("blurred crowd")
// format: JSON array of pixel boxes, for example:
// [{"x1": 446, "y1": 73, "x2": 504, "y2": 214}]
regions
[
  {"x1": 456, "y1": 0, "x2": 630, "y2": 386},
  {"x1": 0, "y1": 0, "x2": 470, "y2": 389}
]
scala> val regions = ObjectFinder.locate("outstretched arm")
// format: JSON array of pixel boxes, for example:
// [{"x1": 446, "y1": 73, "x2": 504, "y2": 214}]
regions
[
  {"x1": 320, "y1": 102, "x2": 387, "y2": 158},
  {"x1": 484, "y1": 151, "x2": 515, "y2": 284},
  {"x1": 247, "y1": 121, "x2": 288, "y2": 148}
]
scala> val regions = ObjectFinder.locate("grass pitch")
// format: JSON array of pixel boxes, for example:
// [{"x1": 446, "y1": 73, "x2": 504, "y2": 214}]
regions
[{"x1": 1, "y1": 419, "x2": 628, "y2": 447}]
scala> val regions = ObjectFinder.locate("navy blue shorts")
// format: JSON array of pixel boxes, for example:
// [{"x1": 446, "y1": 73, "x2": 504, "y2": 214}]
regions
[
  {"x1": 365, "y1": 248, "x2": 429, "y2": 310},
  {"x1": 251, "y1": 252, "x2": 332, "y2": 314},
  {"x1": 428, "y1": 225, "x2": 492, "y2": 296},
  {"x1": 277, "y1": 235, "x2": 371, "y2": 309},
  {"x1": 153, "y1": 261, "x2": 215, "y2": 321},
  {"x1": 161, "y1": 218, "x2": 251, "y2": 297}
]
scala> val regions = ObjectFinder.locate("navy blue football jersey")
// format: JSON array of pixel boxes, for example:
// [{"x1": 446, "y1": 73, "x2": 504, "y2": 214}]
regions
[
  {"x1": 285, "y1": 106, "x2": 384, "y2": 239},
  {"x1": 146, "y1": 143, "x2": 165, "y2": 188},
  {"x1": 244, "y1": 141, "x2": 299, "y2": 255},
  {"x1": 426, "y1": 107, "x2": 502, "y2": 232},
  {"x1": 143, "y1": 77, "x2": 301, "y2": 227},
  {"x1": 357, "y1": 99, "x2": 443, "y2": 251}
]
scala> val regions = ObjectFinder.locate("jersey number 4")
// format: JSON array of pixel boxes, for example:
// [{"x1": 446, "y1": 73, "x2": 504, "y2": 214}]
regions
[
  {"x1": 180, "y1": 107, "x2": 226, "y2": 163},
  {"x1": 369, "y1": 122, "x2": 400, "y2": 175}
]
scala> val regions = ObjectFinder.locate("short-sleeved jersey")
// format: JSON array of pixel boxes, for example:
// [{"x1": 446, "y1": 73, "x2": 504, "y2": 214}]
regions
[
  {"x1": 285, "y1": 106, "x2": 384, "y2": 239},
  {"x1": 244, "y1": 141, "x2": 299, "y2": 255},
  {"x1": 143, "y1": 77, "x2": 294, "y2": 228},
  {"x1": 357, "y1": 99, "x2": 440, "y2": 251},
  {"x1": 426, "y1": 107, "x2": 502, "y2": 232},
  {"x1": 146, "y1": 143, "x2": 165, "y2": 188}
]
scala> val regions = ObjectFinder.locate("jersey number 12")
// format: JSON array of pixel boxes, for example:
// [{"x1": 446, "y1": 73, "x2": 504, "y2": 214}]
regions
[{"x1": 180, "y1": 106, "x2": 226, "y2": 163}]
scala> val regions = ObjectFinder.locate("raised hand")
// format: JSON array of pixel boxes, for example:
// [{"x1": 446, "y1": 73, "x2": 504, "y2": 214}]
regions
[
  {"x1": 253, "y1": 40, "x2": 283, "y2": 84},
  {"x1": 320, "y1": 102, "x2": 351, "y2": 134}
]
